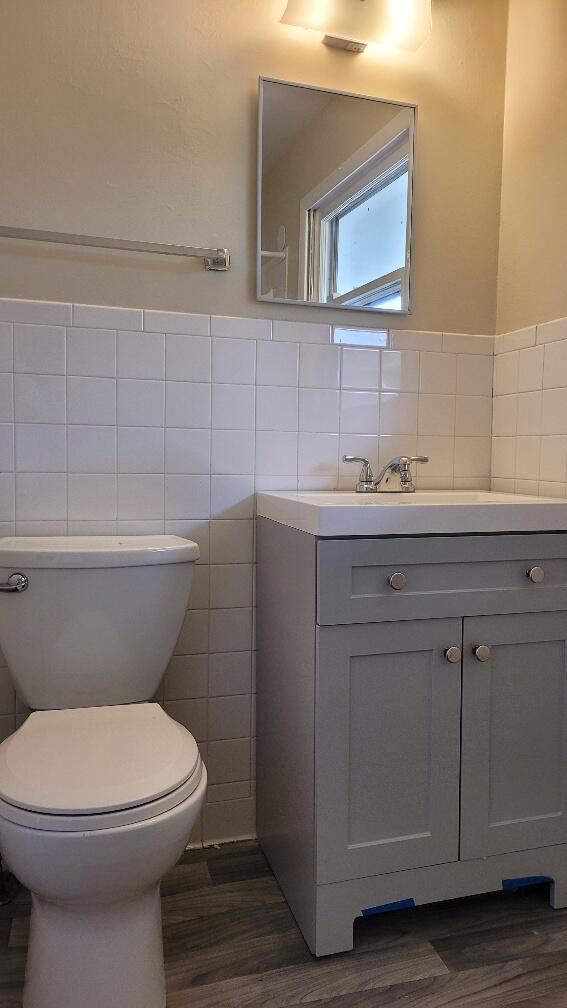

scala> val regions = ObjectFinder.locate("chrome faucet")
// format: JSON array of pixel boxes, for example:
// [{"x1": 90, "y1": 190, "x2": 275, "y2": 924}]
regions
[{"x1": 343, "y1": 455, "x2": 429, "y2": 493}]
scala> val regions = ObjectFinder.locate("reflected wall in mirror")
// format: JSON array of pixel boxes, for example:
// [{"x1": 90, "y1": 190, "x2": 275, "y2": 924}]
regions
[{"x1": 257, "y1": 78, "x2": 416, "y2": 314}]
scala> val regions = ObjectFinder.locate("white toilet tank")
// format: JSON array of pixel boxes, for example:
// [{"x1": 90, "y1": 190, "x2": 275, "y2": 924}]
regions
[{"x1": 0, "y1": 536, "x2": 199, "y2": 710}]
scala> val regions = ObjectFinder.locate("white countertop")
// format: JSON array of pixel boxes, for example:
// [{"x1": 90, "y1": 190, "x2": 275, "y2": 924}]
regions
[{"x1": 256, "y1": 490, "x2": 567, "y2": 537}]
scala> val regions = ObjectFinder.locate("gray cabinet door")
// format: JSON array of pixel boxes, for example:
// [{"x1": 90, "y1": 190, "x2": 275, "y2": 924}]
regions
[
  {"x1": 316, "y1": 619, "x2": 462, "y2": 884},
  {"x1": 461, "y1": 612, "x2": 567, "y2": 860}
]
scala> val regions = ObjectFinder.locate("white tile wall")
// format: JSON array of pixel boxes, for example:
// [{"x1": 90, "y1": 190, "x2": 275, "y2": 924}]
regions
[
  {"x1": 492, "y1": 314, "x2": 567, "y2": 498},
  {"x1": 0, "y1": 299, "x2": 494, "y2": 844}
]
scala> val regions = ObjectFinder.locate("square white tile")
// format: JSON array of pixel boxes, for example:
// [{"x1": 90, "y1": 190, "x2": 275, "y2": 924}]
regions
[
  {"x1": 212, "y1": 384, "x2": 255, "y2": 430},
  {"x1": 0, "y1": 475, "x2": 15, "y2": 522},
  {"x1": 212, "y1": 338, "x2": 256, "y2": 385},
  {"x1": 340, "y1": 391, "x2": 379, "y2": 435},
  {"x1": 66, "y1": 327, "x2": 116, "y2": 377},
  {"x1": 209, "y1": 608, "x2": 253, "y2": 653},
  {"x1": 543, "y1": 339, "x2": 567, "y2": 390},
  {"x1": 256, "y1": 341, "x2": 299, "y2": 386},
  {"x1": 15, "y1": 424, "x2": 66, "y2": 472},
  {"x1": 0, "y1": 375, "x2": 13, "y2": 421},
  {"x1": 518, "y1": 345, "x2": 544, "y2": 393},
  {"x1": 165, "y1": 475, "x2": 211, "y2": 519},
  {"x1": 455, "y1": 396, "x2": 492, "y2": 437},
  {"x1": 0, "y1": 424, "x2": 14, "y2": 470},
  {"x1": 15, "y1": 374, "x2": 66, "y2": 424},
  {"x1": 419, "y1": 352, "x2": 457, "y2": 394},
  {"x1": 15, "y1": 473, "x2": 66, "y2": 520},
  {"x1": 165, "y1": 428, "x2": 211, "y2": 474},
  {"x1": 418, "y1": 394, "x2": 456, "y2": 436},
  {"x1": 208, "y1": 695, "x2": 251, "y2": 741},
  {"x1": 379, "y1": 392, "x2": 418, "y2": 435},
  {"x1": 165, "y1": 334, "x2": 211, "y2": 382},
  {"x1": 165, "y1": 381, "x2": 211, "y2": 428},
  {"x1": 210, "y1": 564, "x2": 254, "y2": 609},
  {"x1": 0, "y1": 324, "x2": 12, "y2": 371},
  {"x1": 117, "y1": 379, "x2": 164, "y2": 426},
  {"x1": 341, "y1": 348, "x2": 381, "y2": 390},
  {"x1": 117, "y1": 427, "x2": 165, "y2": 473},
  {"x1": 516, "y1": 391, "x2": 542, "y2": 436},
  {"x1": 299, "y1": 344, "x2": 340, "y2": 389},
  {"x1": 299, "y1": 388, "x2": 339, "y2": 433},
  {"x1": 210, "y1": 475, "x2": 255, "y2": 519},
  {"x1": 211, "y1": 430, "x2": 255, "y2": 475},
  {"x1": 381, "y1": 349, "x2": 420, "y2": 392},
  {"x1": 117, "y1": 330, "x2": 165, "y2": 379},
  {"x1": 256, "y1": 386, "x2": 298, "y2": 431},
  {"x1": 68, "y1": 474, "x2": 117, "y2": 520},
  {"x1": 298, "y1": 433, "x2": 338, "y2": 476},
  {"x1": 117, "y1": 474, "x2": 164, "y2": 520},
  {"x1": 13, "y1": 324, "x2": 65, "y2": 375},
  {"x1": 67, "y1": 376, "x2": 115, "y2": 425},
  {"x1": 255, "y1": 430, "x2": 298, "y2": 476},
  {"x1": 209, "y1": 652, "x2": 252, "y2": 697},
  {"x1": 67, "y1": 426, "x2": 116, "y2": 473},
  {"x1": 210, "y1": 519, "x2": 254, "y2": 563}
]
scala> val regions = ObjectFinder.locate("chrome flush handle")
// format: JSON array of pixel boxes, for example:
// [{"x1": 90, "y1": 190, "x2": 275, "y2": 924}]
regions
[{"x1": 0, "y1": 573, "x2": 29, "y2": 593}]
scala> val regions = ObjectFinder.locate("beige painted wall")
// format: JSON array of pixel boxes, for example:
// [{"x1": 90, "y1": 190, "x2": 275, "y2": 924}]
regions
[
  {"x1": 497, "y1": 0, "x2": 567, "y2": 333},
  {"x1": 0, "y1": 0, "x2": 508, "y2": 333}
]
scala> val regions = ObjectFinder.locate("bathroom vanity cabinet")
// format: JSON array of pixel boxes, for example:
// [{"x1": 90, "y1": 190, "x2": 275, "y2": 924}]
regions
[{"x1": 256, "y1": 518, "x2": 567, "y2": 956}]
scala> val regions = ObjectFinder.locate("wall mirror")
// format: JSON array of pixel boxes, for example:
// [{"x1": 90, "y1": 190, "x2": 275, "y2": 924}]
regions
[{"x1": 257, "y1": 78, "x2": 416, "y2": 314}]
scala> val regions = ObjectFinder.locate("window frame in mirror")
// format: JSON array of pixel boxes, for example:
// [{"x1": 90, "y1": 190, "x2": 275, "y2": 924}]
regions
[{"x1": 257, "y1": 77, "x2": 417, "y2": 316}]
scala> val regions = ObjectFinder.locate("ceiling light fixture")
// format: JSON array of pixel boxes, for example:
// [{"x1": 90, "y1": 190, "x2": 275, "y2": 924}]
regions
[{"x1": 280, "y1": 0, "x2": 432, "y2": 53}]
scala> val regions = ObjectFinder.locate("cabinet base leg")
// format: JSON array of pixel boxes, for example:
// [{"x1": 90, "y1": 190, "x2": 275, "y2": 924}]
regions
[
  {"x1": 550, "y1": 880, "x2": 567, "y2": 910},
  {"x1": 313, "y1": 915, "x2": 355, "y2": 958}
]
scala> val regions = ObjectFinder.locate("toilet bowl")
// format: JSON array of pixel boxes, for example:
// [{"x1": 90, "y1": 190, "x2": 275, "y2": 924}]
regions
[
  {"x1": 0, "y1": 535, "x2": 205, "y2": 1008},
  {"x1": 0, "y1": 703, "x2": 206, "y2": 1008}
]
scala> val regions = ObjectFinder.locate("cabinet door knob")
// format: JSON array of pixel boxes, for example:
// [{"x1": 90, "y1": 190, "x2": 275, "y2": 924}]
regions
[
  {"x1": 388, "y1": 572, "x2": 407, "y2": 591},
  {"x1": 445, "y1": 646, "x2": 462, "y2": 664},
  {"x1": 527, "y1": 565, "x2": 545, "y2": 583},
  {"x1": 474, "y1": 645, "x2": 491, "y2": 662}
]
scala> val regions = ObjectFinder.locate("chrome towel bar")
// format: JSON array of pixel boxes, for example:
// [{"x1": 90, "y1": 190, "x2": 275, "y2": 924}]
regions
[{"x1": 0, "y1": 226, "x2": 231, "y2": 271}]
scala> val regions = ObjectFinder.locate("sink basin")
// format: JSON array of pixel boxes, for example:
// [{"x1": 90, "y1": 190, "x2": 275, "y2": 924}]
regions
[{"x1": 256, "y1": 490, "x2": 567, "y2": 536}]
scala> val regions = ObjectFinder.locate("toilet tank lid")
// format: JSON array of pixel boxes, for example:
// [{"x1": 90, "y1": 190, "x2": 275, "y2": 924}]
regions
[
  {"x1": 0, "y1": 535, "x2": 199, "y2": 568},
  {"x1": 0, "y1": 704, "x2": 200, "y2": 815}
]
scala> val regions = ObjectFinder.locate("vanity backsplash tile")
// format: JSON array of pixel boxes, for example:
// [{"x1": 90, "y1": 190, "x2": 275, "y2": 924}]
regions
[{"x1": 493, "y1": 312, "x2": 567, "y2": 499}]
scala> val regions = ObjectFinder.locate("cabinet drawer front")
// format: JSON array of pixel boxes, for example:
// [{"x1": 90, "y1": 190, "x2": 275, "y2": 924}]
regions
[
  {"x1": 315, "y1": 619, "x2": 462, "y2": 884},
  {"x1": 317, "y1": 534, "x2": 567, "y2": 625}
]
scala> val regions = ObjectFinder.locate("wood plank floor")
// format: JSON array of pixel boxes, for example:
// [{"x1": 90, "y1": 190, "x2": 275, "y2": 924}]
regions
[{"x1": 4, "y1": 841, "x2": 567, "y2": 1006}]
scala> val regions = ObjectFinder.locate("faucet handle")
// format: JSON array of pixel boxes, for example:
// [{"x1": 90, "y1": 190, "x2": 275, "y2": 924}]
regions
[
  {"x1": 396, "y1": 455, "x2": 429, "y2": 491},
  {"x1": 342, "y1": 455, "x2": 376, "y2": 492}
]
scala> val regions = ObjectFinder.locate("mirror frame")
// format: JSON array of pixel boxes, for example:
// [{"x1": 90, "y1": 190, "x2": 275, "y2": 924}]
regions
[{"x1": 257, "y1": 77, "x2": 417, "y2": 316}]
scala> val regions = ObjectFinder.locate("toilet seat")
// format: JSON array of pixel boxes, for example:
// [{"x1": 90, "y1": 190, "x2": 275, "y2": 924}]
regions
[{"x1": 0, "y1": 702, "x2": 203, "y2": 832}]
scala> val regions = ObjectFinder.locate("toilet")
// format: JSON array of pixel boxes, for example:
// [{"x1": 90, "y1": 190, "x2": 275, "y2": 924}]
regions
[{"x1": 0, "y1": 535, "x2": 206, "y2": 1008}]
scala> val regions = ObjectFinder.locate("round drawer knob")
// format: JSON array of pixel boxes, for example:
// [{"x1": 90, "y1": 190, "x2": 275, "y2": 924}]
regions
[
  {"x1": 474, "y1": 645, "x2": 491, "y2": 662},
  {"x1": 445, "y1": 646, "x2": 462, "y2": 664},
  {"x1": 527, "y1": 565, "x2": 545, "y2": 584},
  {"x1": 388, "y1": 572, "x2": 407, "y2": 591}
]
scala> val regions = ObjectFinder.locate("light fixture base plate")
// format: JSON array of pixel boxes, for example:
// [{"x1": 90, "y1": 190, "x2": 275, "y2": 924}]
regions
[{"x1": 322, "y1": 34, "x2": 367, "y2": 53}]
